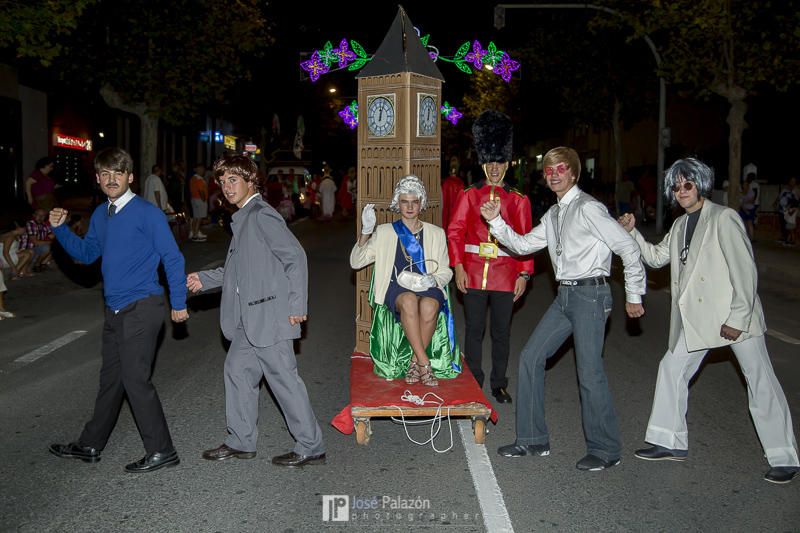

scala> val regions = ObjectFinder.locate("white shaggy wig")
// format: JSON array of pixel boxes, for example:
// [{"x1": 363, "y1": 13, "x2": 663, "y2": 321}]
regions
[
  {"x1": 389, "y1": 175, "x2": 428, "y2": 212},
  {"x1": 663, "y1": 158, "x2": 714, "y2": 206}
]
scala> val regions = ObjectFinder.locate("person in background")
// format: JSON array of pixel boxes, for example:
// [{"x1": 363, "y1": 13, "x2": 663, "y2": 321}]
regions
[
  {"x1": 189, "y1": 163, "x2": 208, "y2": 242},
  {"x1": 48, "y1": 147, "x2": 189, "y2": 473},
  {"x1": 318, "y1": 165, "x2": 337, "y2": 221},
  {"x1": 620, "y1": 158, "x2": 799, "y2": 485},
  {"x1": 441, "y1": 167, "x2": 465, "y2": 232},
  {"x1": 1, "y1": 226, "x2": 33, "y2": 279},
  {"x1": 25, "y1": 157, "x2": 58, "y2": 211},
  {"x1": 143, "y1": 165, "x2": 170, "y2": 212},
  {"x1": 337, "y1": 167, "x2": 355, "y2": 217},
  {"x1": 25, "y1": 209, "x2": 55, "y2": 272},
  {"x1": 739, "y1": 172, "x2": 759, "y2": 241}
]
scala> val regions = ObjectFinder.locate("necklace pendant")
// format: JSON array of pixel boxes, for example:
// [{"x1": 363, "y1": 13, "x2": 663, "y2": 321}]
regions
[{"x1": 556, "y1": 242, "x2": 563, "y2": 256}]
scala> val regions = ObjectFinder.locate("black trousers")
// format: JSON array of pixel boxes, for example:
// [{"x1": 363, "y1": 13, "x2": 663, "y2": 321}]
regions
[
  {"x1": 79, "y1": 294, "x2": 173, "y2": 454},
  {"x1": 463, "y1": 289, "x2": 514, "y2": 389}
]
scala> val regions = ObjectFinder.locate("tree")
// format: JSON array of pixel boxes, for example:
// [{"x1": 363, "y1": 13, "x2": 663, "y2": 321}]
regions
[
  {"x1": 8, "y1": 1, "x2": 271, "y2": 174},
  {"x1": 0, "y1": 0, "x2": 95, "y2": 66},
  {"x1": 607, "y1": 0, "x2": 800, "y2": 206},
  {"x1": 516, "y1": 20, "x2": 655, "y2": 210}
]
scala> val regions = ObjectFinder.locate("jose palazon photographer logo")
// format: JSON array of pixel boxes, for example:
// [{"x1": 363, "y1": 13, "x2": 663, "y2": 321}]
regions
[{"x1": 322, "y1": 495, "x2": 349, "y2": 522}]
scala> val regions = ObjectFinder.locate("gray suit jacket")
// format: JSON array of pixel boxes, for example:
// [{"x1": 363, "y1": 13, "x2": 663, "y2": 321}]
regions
[{"x1": 198, "y1": 195, "x2": 308, "y2": 347}]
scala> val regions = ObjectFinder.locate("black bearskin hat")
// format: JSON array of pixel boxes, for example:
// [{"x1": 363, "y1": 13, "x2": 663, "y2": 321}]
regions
[{"x1": 473, "y1": 110, "x2": 512, "y2": 164}]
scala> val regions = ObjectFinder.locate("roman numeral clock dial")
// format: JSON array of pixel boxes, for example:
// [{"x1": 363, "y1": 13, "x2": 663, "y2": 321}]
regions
[{"x1": 367, "y1": 94, "x2": 396, "y2": 138}]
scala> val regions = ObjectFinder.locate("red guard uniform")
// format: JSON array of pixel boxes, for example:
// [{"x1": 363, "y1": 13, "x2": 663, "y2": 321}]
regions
[{"x1": 448, "y1": 181, "x2": 534, "y2": 291}]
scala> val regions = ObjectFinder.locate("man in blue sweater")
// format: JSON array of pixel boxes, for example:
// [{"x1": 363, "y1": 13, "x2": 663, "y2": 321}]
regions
[{"x1": 48, "y1": 147, "x2": 189, "y2": 474}]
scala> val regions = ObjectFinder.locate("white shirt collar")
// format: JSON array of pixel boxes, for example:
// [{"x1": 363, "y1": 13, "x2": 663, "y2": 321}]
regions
[
  {"x1": 558, "y1": 185, "x2": 580, "y2": 206},
  {"x1": 109, "y1": 188, "x2": 136, "y2": 212},
  {"x1": 241, "y1": 193, "x2": 260, "y2": 208}
]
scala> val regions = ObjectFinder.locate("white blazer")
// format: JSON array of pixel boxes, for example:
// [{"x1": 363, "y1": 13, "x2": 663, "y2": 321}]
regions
[
  {"x1": 631, "y1": 200, "x2": 766, "y2": 352},
  {"x1": 350, "y1": 222, "x2": 453, "y2": 305}
]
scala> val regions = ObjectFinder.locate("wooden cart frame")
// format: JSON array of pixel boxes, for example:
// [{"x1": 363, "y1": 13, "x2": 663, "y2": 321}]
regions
[{"x1": 351, "y1": 402, "x2": 491, "y2": 445}]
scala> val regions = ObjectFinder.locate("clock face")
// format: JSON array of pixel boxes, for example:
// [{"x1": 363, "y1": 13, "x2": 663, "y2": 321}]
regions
[
  {"x1": 367, "y1": 95, "x2": 396, "y2": 137},
  {"x1": 417, "y1": 94, "x2": 438, "y2": 137}
]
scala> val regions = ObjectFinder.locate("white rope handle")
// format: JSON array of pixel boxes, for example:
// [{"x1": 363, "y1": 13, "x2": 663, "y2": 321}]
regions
[{"x1": 390, "y1": 390, "x2": 454, "y2": 453}]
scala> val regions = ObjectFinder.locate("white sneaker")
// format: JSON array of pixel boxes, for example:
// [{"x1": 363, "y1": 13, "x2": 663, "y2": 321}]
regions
[
  {"x1": 0, "y1": 311, "x2": 15, "y2": 318},
  {"x1": 196, "y1": 231, "x2": 208, "y2": 238},
  {"x1": 191, "y1": 235, "x2": 207, "y2": 242}
]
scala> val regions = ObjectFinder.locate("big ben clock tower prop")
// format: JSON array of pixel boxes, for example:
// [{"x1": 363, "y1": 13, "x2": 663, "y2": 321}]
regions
[{"x1": 353, "y1": 6, "x2": 445, "y2": 354}]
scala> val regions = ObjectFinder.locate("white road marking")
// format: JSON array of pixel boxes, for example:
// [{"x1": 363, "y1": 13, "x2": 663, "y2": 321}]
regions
[
  {"x1": 14, "y1": 330, "x2": 88, "y2": 364},
  {"x1": 458, "y1": 420, "x2": 515, "y2": 533},
  {"x1": 767, "y1": 329, "x2": 800, "y2": 345}
]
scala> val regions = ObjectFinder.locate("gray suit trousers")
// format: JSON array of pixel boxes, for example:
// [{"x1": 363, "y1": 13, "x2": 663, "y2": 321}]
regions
[{"x1": 223, "y1": 327, "x2": 324, "y2": 456}]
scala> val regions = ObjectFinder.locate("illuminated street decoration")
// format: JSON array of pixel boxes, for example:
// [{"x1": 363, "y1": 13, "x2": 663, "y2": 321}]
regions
[
  {"x1": 338, "y1": 100, "x2": 359, "y2": 129},
  {"x1": 301, "y1": 29, "x2": 519, "y2": 83},
  {"x1": 440, "y1": 102, "x2": 463, "y2": 125}
]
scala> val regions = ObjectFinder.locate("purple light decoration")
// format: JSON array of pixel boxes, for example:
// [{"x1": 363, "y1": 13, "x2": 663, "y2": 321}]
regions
[
  {"x1": 464, "y1": 40, "x2": 488, "y2": 70},
  {"x1": 440, "y1": 102, "x2": 462, "y2": 125},
  {"x1": 493, "y1": 52, "x2": 520, "y2": 82},
  {"x1": 300, "y1": 51, "x2": 330, "y2": 82},
  {"x1": 332, "y1": 38, "x2": 357, "y2": 68},
  {"x1": 338, "y1": 100, "x2": 358, "y2": 129}
]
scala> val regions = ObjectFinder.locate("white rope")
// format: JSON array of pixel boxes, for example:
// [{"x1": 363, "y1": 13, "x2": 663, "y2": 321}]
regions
[{"x1": 389, "y1": 390, "x2": 454, "y2": 453}]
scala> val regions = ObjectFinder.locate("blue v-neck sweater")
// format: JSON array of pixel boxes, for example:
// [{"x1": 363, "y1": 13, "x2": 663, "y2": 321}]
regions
[{"x1": 53, "y1": 196, "x2": 187, "y2": 311}]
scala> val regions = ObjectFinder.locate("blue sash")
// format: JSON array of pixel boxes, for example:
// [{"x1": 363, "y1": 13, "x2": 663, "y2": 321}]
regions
[{"x1": 392, "y1": 220, "x2": 459, "y2": 367}]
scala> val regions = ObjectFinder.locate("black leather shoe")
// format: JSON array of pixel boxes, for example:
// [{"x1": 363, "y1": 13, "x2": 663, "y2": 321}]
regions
[
  {"x1": 576, "y1": 454, "x2": 620, "y2": 471},
  {"x1": 124, "y1": 449, "x2": 180, "y2": 473},
  {"x1": 271, "y1": 451, "x2": 326, "y2": 468},
  {"x1": 202, "y1": 443, "x2": 256, "y2": 461},
  {"x1": 49, "y1": 442, "x2": 101, "y2": 463},
  {"x1": 492, "y1": 387, "x2": 512, "y2": 403},
  {"x1": 497, "y1": 443, "x2": 550, "y2": 458},
  {"x1": 634, "y1": 445, "x2": 688, "y2": 461},
  {"x1": 764, "y1": 466, "x2": 799, "y2": 484}
]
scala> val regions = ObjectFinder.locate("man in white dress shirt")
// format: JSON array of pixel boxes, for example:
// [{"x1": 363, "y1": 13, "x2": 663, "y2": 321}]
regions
[
  {"x1": 480, "y1": 146, "x2": 646, "y2": 471},
  {"x1": 143, "y1": 165, "x2": 169, "y2": 212}
]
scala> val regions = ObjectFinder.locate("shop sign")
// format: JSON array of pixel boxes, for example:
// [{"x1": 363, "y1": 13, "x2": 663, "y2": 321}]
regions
[
  {"x1": 54, "y1": 134, "x2": 93, "y2": 151},
  {"x1": 244, "y1": 143, "x2": 257, "y2": 152},
  {"x1": 224, "y1": 135, "x2": 237, "y2": 150}
]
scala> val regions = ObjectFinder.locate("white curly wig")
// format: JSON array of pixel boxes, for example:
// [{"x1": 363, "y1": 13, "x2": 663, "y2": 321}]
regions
[{"x1": 389, "y1": 174, "x2": 428, "y2": 212}]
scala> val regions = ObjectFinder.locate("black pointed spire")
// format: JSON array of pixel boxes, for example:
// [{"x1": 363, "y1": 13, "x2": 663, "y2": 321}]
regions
[{"x1": 356, "y1": 5, "x2": 445, "y2": 81}]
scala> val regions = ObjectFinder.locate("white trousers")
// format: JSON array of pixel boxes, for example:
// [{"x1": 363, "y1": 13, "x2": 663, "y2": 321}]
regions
[{"x1": 645, "y1": 329, "x2": 799, "y2": 467}]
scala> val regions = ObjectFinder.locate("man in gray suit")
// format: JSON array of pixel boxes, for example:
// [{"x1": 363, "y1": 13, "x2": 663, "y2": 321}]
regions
[{"x1": 187, "y1": 154, "x2": 325, "y2": 467}]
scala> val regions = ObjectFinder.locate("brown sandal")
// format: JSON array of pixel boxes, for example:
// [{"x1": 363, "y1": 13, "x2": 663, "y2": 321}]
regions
[
  {"x1": 404, "y1": 362, "x2": 421, "y2": 384},
  {"x1": 419, "y1": 364, "x2": 438, "y2": 387}
]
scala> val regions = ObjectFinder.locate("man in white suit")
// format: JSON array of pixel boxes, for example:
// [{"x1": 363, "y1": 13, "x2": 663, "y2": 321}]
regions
[{"x1": 620, "y1": 158, "x2": 799, "y2": 484}]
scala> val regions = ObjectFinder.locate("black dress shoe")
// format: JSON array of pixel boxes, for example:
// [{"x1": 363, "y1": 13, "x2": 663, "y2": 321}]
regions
[
  {"x1": 271, "y1": 451, "x2": 326, "y2": 468},
  {"x1": 202, "y1": 443, "x2": 256, "y2": 461},
  {"x1": 49, "y1": 442, "x2": 101, "y2": 463},
  {"x1": 576, "y1": 454, "x2": 620, "y2": 471},
  {"x1": 492, "y1": 387, "x2": 512, "y2": 403},
  {"x1": 634, "y1": 445, "x2": 688, "y2": 461},
  {"x1": 124, "y1": 449, "x2": 180, "y2": 473},
  {"x1": 764, "y1": 466, "x2": 799, "y2": 484},
  {"x1": 497, "y1": 443, "x2": 550, "y2": 457}
]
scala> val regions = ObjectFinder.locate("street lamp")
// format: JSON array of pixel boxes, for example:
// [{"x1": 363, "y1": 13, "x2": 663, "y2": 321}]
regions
[{"x1": 496, "y1": 3, "x2": 668, "y2": 232}]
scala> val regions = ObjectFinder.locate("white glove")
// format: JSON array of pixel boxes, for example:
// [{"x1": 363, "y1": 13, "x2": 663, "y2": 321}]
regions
[
  {"x1": 421, "y1": 274, "x2": 437, "y2": 289},
  {"x1": 361, "y1": 203, "x2": 376, "y2": 235}
]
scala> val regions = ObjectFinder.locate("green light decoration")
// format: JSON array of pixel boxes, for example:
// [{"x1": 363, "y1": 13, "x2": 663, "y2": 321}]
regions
[{"x1": 301, "y1": 29, "x2": 519, "y2": 83}]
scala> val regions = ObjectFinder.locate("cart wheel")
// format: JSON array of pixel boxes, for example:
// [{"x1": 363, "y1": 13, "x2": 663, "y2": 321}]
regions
[
  {"x1": 472, "y1": 417, "x2": 487, "y2": 444},
  {"x1": 355, "y1": 419, "x2": 371, "y2": 445}
]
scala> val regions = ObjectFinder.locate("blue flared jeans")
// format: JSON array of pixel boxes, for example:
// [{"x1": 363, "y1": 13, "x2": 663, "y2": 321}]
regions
[{"x1": 515, "y1": 283, "x2": 621, "y2": 461}]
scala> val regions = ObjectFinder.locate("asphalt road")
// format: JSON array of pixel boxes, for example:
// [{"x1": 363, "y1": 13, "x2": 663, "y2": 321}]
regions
[{"x1": 0, "y1": 215, "x2": 798, "y2": 532}]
